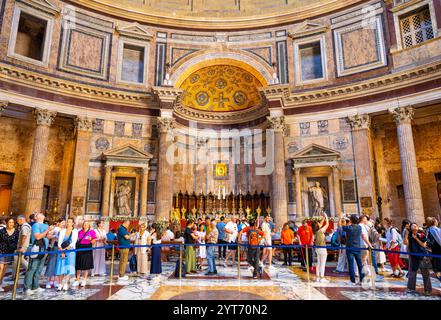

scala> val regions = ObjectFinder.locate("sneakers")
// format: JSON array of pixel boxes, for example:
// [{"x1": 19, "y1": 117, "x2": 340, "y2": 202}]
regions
[
  {"x1": 35, "y1": 288, "x2": 45, "y2": 294},
  {"x1": 71, "y1": 280, "x2": 80, "y2": 287},
  {"x1": 62, "y1": 283, "x2": 69, "y2": 291},
  {"x1": 223, "y1": 262, "x2": 228, "y2": 268},
  {"x1": 80, "y1": 279, "x2": 87, "y2": 287},
  {"x1": 118, "y1": 275, "x2": 129, "y2": 282},
  {"x1": 57, "y1": 283, "x2": 63, "y2": 291},
  {"x1": 316, "y1": 278, "x2": 321, "y2": 283},
  {"x1": 25, "y1": 289, "x2": 35, "y2": 296},
  {"x1": 0, "y1": 286, "x2": 4, "y2": 292},
  {"x1": 46, "y1": 283, "x2": 52, "y2": 289},
  {"x1": 321, "y1": 278, "x2": 329, "y2": 283}
]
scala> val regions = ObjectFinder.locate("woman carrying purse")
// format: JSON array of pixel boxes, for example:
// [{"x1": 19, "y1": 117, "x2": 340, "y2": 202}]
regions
[{"x1": 55, "y1": 218, "x2": 78, "y2": 291}]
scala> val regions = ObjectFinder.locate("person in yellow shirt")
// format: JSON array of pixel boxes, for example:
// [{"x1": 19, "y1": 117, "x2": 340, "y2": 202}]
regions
[{"x1": 281, "y1": 223, "x2": 295, "y2": 266}]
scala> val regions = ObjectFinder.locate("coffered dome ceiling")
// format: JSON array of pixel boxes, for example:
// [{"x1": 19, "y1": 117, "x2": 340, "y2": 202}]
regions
[{"x1": 179, "y1": 65, "x2": 264, "y2": 113}]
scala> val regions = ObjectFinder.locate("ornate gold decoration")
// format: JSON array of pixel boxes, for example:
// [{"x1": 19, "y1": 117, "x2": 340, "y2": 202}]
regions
[
  {"x1": 267, "y1": 116, "x2": 287, "y2": 134},
  {"x1": 179, "y1": 65, "x2": 264, "y2": 112},
  {"x1": 157, "y1": 117, "x2": 175, "y2": 133},
  {"x1": 215, "y1": 163, "x2": 228, "y2": 177}
]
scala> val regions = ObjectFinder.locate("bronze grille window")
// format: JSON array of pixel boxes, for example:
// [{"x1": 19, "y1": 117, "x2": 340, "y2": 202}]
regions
[{"x1": 400, "y1": 6, "x2": 434, "y2": 48}]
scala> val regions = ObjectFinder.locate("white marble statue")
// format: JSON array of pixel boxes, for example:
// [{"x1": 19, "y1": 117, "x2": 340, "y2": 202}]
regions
[
  {"x1": 309, "y1": 181, "x2": 328, "y2": 215},
  {"x1": 117, "y1": 180, "x2": 132, "y2": 215}
]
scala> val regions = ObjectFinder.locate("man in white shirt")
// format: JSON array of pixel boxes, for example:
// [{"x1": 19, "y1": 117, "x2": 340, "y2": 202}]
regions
[
  {"x1": 223, "y1": 217, "x2": 238, "y2": 268},
  {"x1": 260, "y1": 215, "x2": 274, "y2": 270}
]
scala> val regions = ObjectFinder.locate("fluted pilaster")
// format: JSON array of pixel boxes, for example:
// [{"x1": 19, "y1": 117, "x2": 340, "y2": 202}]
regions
[
  {"x1": 140, "y1": 166, "x2": 149, "y2": 217},
  {"x1": 294, "y1": 168, "x2": 303, "y2": 218},
  {"x1": 101, "y1": 165, "x2": 112, "y2": 217},
  {"x1": 25, "y1": 108, "x2": 57, "y2": 216},
  {"x1": 390, "y1": 106, "x2": 424, "y2": 224},
  {"x1": 332, "y1": 166, "x2": 343, "y2": 218}
]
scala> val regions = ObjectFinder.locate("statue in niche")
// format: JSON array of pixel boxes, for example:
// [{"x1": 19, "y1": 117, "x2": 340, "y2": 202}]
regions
[
  {"x1": 309, "y1": 181, "x2": 328, "y2": 216},
  {"x1": 116, "y1": 180, "x2": 132, "y2": 215}
]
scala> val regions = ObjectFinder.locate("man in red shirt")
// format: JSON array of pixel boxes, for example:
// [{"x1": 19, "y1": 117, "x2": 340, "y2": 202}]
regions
[
  {"x1": 239, "y1": 219, "x2": 264, "y2": 279},
  {"x1": 297, "y1": 219, "x2": 313, "y2": 271}
]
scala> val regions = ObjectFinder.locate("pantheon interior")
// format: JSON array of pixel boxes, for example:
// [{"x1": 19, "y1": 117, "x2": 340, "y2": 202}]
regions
[{"x1": 0, "y1": 0, "x2": 441, "y2": 228}]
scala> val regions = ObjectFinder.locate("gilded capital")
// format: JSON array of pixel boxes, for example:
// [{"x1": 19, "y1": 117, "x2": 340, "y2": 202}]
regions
[
  {"x1": 347, "y1": 114, "x2": 370, "y2": 130},
  {"x1": 267, "y1": 116, "x2": 287, "y2": 134},
  {"x1": 0, "y1": 101, "x2": 7, "y2": 116},
  {"x1": 75, "y1": 116, "x2": 95, "y2": 132},
  {"x1": 389, "y1": 106, "x2": 414, "y2": 124},
  {"x1": 33, "y1": 108, "x2": 57, "y2": 126},
  {"x1": 157, "y1": 117, "x2": 175, "y2": 133}
]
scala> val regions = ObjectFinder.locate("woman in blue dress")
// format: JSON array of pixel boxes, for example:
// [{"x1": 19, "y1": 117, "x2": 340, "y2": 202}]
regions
[
  {"x1": 150, "y1": 224, "x2": 162, "y2": 274},
  {"x1": 44, "y1": 219, "x2": 62, "y2": 288},
  {"x1": 55, "y1": 218, "x2": 78, "y2": 291}
]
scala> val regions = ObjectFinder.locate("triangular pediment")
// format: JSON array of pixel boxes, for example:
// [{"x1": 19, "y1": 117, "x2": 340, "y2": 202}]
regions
[
  {"x1": 104, "y1": 143, "x2": 153, "y2": 161},
  {"x1": 18, "y1": 0, "x2": 60, "y2": 15},
  {"x1": 116, "y1": 23, "x2": 153, "y2": 41},
  {"x1": 292, "y1": 143, "x2": 340, "y2": 159},
  {"x1": 288, "y1": 20, "x2": 328, "y2": 39}
]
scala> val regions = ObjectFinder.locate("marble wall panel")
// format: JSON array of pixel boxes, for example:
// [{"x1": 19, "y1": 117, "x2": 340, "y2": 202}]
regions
[
  {"x1": 67, "y1": 30, "x2": 103, "y2": 72},
  {"x1": 341, "y1": 28, "x2": 379, "y2": 70}
]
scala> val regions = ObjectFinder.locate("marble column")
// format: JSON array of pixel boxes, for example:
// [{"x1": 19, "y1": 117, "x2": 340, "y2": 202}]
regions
[
  {"x1": 25, "y1": 108, "x2": 57, "y2": 216},
  {"x1": 390, "y1": 106, "x2": 425, "y2": 225},
  {"x1": 268, "y1": 116, "x2": 288, "y2": 228},
  {"x1": 140, "y1": 166, "x2": 149, "y2": 217},
  {"x1": 58, "y1": 126, "x2": 75, "y2": 216},
  {"x1": 101, "y1": 165, "x2": 112, "y2": 217},
  {"x1": 332, "y1": 165, "x2": 343, "y2": 218},
  {"x1": 155, "y1": 117, "x2": 175, "y2": 219},
  {"x1": 294, "y1": 167, "x2": 303, "y2": 218},
  {"x1": 70, "y1": 116, "x2": 94, "y2": 217},
  {"x1": 348, "y1": 114, "x2": 377, "y2": 216}
]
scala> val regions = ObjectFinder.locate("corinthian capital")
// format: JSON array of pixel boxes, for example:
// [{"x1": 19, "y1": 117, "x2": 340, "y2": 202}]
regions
[
  {"x1": 157, "y1": 117, "x2": 175, "y2": 133},
  {"x1": 389, "y1": 106, "x2": 414, "y2": 124},
  {"x1": 267, "y1": 116, "x2": 287, "y2": 134},
  {"x1": 33, "y1": 108, "x2": 57, "y2": 126},
  {"x1": 347, "y1": 114, "x2": 371, "y2": 130},
  {"x1": 0, "y1": 101, "x2": 7, "y2": 116},
  {"x1": 75, "y1": 116, "x2": 95, "y2": 132}
]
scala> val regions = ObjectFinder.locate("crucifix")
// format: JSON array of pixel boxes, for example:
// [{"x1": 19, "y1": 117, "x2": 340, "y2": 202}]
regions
[{"x1": 213, "y1": 93, "x2": 229, "y2": 109}]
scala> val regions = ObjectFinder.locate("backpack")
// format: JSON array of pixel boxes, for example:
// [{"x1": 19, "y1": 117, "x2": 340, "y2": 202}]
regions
[
  {"x1": 330, "y1": 232, "x2": 340, "y2": 247},
  {"x1": 247, "y1": 228, "x2": 260, "y2": 247},
  {"x1": 30, "y1": 238, "x2": 46, "y2": 259},
  {"x1": 174, "y1": 258, "x2": 186, "y2": 278},
  {"x1": 129, "y1": 254, "x2": 137, "y2": 272}
]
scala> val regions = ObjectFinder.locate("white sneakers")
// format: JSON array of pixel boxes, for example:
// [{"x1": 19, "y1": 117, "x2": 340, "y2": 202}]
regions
[
  {"x1": 80, "y1": 279, "x2": 87, "y2": 287},
  {"x1": 57, "y1": 284, "x2": 63, "y2": 291},
  {"x1": 71, "y1": 280, "x2": 80, "y2": 287},
  {"x1": 25, "y1": 289, "x2": 35, "y2": 296},
  {"x1": 71, "y1": 279, "x2": 87, "y2": 287},
  {"x1": 320, "y1": 278, "x2": 329, "y2": 283},
  {"x1": 118, "y1": 275, "x2": 129, "y2": 282},
  {"x1": 0, "y1": 286, "x2": 4, "y2": 292},
  {"x1": 63, "y1": 283, "x2": 69, "y2": 291}
]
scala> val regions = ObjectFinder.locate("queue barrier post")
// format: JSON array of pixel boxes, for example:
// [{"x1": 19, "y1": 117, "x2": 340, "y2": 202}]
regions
[
  {"x1": 179, "y1": 242, "x2": 183, "y2": 280},
  {"x1": 109, "y1": 244, "x2": 115, "y2": 285},
  {"x1": 12, "y1": 252, "x2": 22, "y2": 300},
  {"x1": 237, "y1": 242, "x2": 241, "y2": 279},
  {"x1": 305, "y1": 244, "x2": 310, "y2": 284}
]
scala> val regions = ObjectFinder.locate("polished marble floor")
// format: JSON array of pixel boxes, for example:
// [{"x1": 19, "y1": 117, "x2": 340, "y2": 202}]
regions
[{"x1": 1, "y1": 257, "x2": 440, "y2": 300}]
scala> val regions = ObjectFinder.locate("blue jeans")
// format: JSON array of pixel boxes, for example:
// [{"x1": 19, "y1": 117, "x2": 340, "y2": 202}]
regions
[
  {"x1": 371, "y1": 248, "x2": 379, "y2": 274},
  {"x1": 207, "y1": 246, "x2": 217, "y2": 273},
  {"x1": 24, "y1": 256, "x2": 47, "y2": 290},
  {"x1": 346, "y1": 249, "x2": 364, "y2": 283}
]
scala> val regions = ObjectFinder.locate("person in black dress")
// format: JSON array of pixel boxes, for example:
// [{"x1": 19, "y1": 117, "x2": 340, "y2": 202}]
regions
[
  {"x1": 0, "y1": 218, "x2": 19, "y2": 291},
  {"x1": 150, "y1": 224, "x2": 162, "y2": 274}
]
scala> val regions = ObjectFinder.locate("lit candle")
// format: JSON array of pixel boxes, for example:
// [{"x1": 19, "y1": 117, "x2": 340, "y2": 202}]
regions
[
  {"x1": 218, "y1": 186, "x2": 221, "y2": 200},
  {"x1": 222, "y1": 186, "x2": 226, "y2": 199}
]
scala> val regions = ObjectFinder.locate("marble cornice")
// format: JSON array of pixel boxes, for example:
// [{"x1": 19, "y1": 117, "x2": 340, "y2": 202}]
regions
[
  {"x1": 67, "y1": 0, "x2": 364, "y2": 30},
  {"x1": 173, "y1": 102, "x2": 269, "y2": 125},
  {"x1": 0, "y1": 62, "x2": 155, "y2": 108},
  {"x1": 261, "y1": 61, "x2": 441, "y2": 110}
]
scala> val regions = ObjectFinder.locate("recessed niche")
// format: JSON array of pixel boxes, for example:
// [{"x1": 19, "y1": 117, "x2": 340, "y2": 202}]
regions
[
  {"x1": 14, "y1": 11, "x2": 47, "y2": 62},
  {"x1": 121, "y1": 43, "x2": 145, "y2": 83},
  {"x1": 299, "y1": 41, "x2": 323, "y2": 82}
]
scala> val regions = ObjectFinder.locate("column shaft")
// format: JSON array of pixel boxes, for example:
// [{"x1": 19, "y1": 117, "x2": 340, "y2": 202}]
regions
[
  {"x1": 271, "y1": 130, "x2": 288, "y2": 228},
  {"x1": 140, "y1": 168, "x2": 149, "y2": 217},
  {"x1": 295, "y1": 168, "x2": 303, "y2": 218},
  {"x1": 333, "y1": 166, "x2": 343, "y2": 218},
  {"x1": 101, "y1": 165, "x2": 112, "y2": 217}
]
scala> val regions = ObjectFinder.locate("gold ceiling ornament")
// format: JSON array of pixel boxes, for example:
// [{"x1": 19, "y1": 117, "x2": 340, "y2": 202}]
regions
[{"x1": 179, "y1": 64, "x2": 264, "y2": 112}]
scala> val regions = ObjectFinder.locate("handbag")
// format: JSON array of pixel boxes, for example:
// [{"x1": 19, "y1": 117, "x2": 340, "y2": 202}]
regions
[
  {"x1": 60, "y1": 232, "x2": 72, "y2": 249},
  {"x1": 30, "y1": 238, "x2": 46, "y2": 259},
  {"x1": 419, "y1": 254, "x2": 432, "y2": 269},
  {"x1": 129, "y1": 254, "x2": 137, "y2": 272}
]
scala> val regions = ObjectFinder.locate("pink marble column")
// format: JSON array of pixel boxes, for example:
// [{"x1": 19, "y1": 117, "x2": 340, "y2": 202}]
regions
[
  {"x1": 70, "y1": 116, "x2": 94, "y2": 217},
  {"x1": 101, "y1": 165, "x2": 112, "y2": 217},
  {"x1": 268, "y1": 116, "x2": 288, "y2": 228},
  {"x1": 140, "y1": 166, "x2": 149, "y2": 217},
  {"x1": 390, "y1": 106, "x2": 425, "y2": 225},
  {"x1": 25, "y1": 108, "x2": 57, "y2": 216},
  {"x1": 155, "y1": 117, "x2": 175, "y2": 219}
]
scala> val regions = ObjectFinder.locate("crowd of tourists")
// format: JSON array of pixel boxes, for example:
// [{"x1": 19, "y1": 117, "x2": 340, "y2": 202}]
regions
[{"x1": 0, "y1": 211, "x2": 440, "y2": 297}]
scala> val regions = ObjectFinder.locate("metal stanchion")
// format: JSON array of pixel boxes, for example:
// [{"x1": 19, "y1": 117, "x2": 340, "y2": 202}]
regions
[
  {"x1": 305, "y1": 244, "x2": 310, "y2": 284},
  {"x1": 12, "y1": 253, "x2": 22, "y2": 300},
  {"x1": 237, "y1": 242, "x2": 241, "y2": 279},
  {"x1": 179, "y1": 243, "x2": 183, "y2": 280},
  {"x1": 109, "y1": 244, "x2": 115, "y2": 285},
  {"x1": 369, "y1": 247, "x2": 376, "y2": 290}
]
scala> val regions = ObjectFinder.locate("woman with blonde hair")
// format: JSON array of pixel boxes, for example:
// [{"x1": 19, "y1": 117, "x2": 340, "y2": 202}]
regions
[
  {"x1": 134, "y1": 222, "x2": 151, "y2": 276},
  {"x1": 55, "y1": 218, "x2": 78, "y2": 291}
]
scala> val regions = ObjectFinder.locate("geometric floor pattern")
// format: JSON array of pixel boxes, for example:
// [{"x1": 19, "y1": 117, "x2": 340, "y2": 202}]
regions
[{"x1": 1, "y1": 258, "x2": 440, "y2": 300}]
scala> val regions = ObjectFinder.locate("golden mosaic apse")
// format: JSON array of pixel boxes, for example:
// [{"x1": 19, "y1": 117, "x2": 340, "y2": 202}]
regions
[{"x1": 179, "y1": 65, "x2": 264, "y2": 112}]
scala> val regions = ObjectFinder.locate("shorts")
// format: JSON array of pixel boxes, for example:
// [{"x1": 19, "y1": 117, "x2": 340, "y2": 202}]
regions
[
  {"x1": 0, "y1": 255, "x2": 13, "y2": 265},
  {"x1": 228, "y1": 242, "x2": 238, "y2": 251}
]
